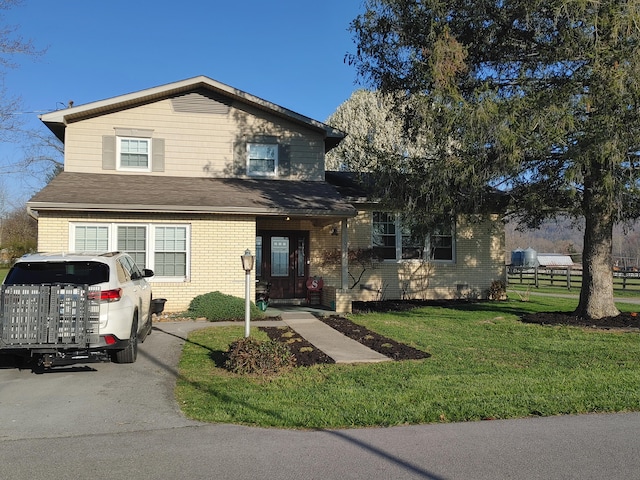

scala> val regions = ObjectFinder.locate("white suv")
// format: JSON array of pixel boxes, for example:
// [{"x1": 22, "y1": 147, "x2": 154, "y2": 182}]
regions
[{"x1": 2, "y1": 252, "x2": 158, "y2": 365}]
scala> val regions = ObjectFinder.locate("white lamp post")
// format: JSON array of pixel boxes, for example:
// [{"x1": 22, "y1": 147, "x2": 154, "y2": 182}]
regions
[{"x1": 241, "y1": 249, "x2": 255, "y2": 337}]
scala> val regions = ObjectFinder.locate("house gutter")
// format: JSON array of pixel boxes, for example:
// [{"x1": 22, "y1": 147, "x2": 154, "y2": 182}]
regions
[
  {"x1": 27, "y1": 205, "x2": 39, "y2": 220},
  {"x1": 26, "y1": 202, "x2": 356, "y2": 218}
]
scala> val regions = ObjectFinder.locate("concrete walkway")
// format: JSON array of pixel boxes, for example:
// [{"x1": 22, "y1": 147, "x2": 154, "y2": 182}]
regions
[
  {"x1": 279, "y1": 311, "x2": 391, "y2": 364},
  {"x1": 169, "y1": 307, "x2": 392, "y2": 363}
]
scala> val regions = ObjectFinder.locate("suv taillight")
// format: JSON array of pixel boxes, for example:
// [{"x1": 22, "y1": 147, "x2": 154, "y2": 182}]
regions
[{"x1": 100, "y1": 288, "x2": 122, "y2": 302}]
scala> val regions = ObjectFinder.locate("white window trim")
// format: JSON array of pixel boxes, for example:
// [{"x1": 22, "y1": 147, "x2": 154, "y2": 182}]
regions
[
  {"x1": 151, "y1": 225, "x2": 190, "y2": 281},
  {"x1": 246, "y1": 143, "x2": 278, "y2": 177},
  {"x1": 372, "y1": 213, "x2": 456, "y2": 264},
  {"x1": 426, "y1": 222, "x2": 456, "y2": 264},
  {"x1": 117, "y1": 137, "x2": 152, "y2": 172},
  {"x1": 69, "y1": 222, "x2": 191, "y2": 282}
]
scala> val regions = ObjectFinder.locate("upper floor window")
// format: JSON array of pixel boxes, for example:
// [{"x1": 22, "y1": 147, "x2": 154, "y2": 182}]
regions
[
  {"x1": 372, "y1": 212, "x2": 455, "y2": 262},
  {"x1": 118, "y1": 137, "x2": 151, "y2": 171},
  {"x1": 103, "y1": 129, "x2": 163, "y2": 173},
  {"x1": 247, "y1": 143, "x2": 278, "y2": 177}
]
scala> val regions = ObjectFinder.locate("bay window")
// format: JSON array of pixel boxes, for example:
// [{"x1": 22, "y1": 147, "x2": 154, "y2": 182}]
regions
[
  {"x1": 74, "y1": 225, "x2": 109, "y2": 252},
  {"x1": 154, "y1": 226, "x2": 187, "y2": 276},
  {"x1": 117, "y1": 226, "x2": 147, "y2": 268},
  {"x1": 70, "y1": 223, "x2": 190, "y2": 280}
]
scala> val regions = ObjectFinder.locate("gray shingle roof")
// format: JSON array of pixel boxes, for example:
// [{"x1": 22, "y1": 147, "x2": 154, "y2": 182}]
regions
[{"x1": 28, "y1": 172, "x2": 356, "y2": 218}]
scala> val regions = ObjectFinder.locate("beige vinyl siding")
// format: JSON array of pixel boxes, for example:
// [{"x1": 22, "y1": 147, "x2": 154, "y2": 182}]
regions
[{"x1": 64, "y1": 98, "x2": 326, "y2": 181}]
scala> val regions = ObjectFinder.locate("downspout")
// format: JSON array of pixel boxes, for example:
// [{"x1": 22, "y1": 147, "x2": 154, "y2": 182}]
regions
[{"x1": 27, "y1": 205, "x2": 38, "y2": 220}]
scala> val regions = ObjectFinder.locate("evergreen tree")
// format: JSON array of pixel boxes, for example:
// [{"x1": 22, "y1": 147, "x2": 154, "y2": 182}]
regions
[{"x1": 348, "y1": 0, "x2": 640, "y2": 319}]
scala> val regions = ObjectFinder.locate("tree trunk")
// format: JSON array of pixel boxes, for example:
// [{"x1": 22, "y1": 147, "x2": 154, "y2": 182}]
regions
[{"x1": 575, "y1": 166, "x2": 620, "y2": 320}]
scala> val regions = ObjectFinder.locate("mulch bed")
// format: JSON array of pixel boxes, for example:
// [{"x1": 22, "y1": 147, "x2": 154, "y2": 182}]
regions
[
  {"x1": 521, "y1": 311, "x2": 640, "y2": 330},
  {"x1": 351, "y1": 299, "x2": 470, "y2": 313},
  {"x1": 260, "y1": 312, "x2": 431, "y2": 367},
  {"x1": 319, "y1": 315, "x2": 431, "y2": 361},
  {"x1": 260, "y1": 326, "x2": 335, "y2": 367}
]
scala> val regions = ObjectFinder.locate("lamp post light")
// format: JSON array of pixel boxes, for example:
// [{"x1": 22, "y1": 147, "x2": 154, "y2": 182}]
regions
[{"x1": 241, "y1": 248, "x2": 254, "y2": 337}]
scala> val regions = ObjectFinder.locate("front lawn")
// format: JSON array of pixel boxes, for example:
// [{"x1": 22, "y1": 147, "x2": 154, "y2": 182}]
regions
[
  {"x1": 175, "y1": 296, "x2": 640, "y2": 428},
  {"x1": 508, "y1": 283, "x2": 640, "y2": 299}
]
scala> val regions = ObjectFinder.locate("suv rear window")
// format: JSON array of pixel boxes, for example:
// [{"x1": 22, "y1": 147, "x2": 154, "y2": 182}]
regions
[{"x1": 4, "y1": 261, "x2": 110, "y2": 286}]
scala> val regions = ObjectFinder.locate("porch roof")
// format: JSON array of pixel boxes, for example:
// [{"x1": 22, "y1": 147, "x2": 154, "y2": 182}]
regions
[{"x1": 27, "y1": 172, "x2": 357, "y2": 219}]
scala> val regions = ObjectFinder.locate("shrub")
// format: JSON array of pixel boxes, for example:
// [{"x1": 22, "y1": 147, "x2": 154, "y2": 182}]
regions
[
  {"x1": 186, "y1": 291, "x2": 265, "y2": 322},
  {"x1": 487, "y1": 280, "x2": 507, "y2": 300},
  {"x1": 225, "y1": 337, "x2": 296, "y2": 375}
]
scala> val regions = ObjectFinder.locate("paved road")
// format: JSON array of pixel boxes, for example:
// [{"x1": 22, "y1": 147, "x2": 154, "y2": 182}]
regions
[{"x1": 1, "y1": 321, "x2": 639, "y2": 480}]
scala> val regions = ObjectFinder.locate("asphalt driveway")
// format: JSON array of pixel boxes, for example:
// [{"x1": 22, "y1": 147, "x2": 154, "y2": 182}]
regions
[
  {"x1": 1, "y1": 321, "x2": 639, "y2": 480},
  {"x1": 0, "y1": 321, "x2": 205, "y2": 440}
]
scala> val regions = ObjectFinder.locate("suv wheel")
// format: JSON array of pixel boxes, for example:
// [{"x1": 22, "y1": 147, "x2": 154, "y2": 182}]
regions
[{"x1": 113, "y1": 314, "x2": 138, "y2": 364}]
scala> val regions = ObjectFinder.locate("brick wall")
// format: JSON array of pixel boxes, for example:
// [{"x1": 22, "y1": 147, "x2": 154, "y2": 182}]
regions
[
  {"x1": 312, "y1": 212, "x2": 505, "y2": 304},
  {"x1": 35, "y1": 210, "x2": 505, "y2": 313},
  {"x1": 36, "y1": 211, "x2": 256, "y2": 312}
]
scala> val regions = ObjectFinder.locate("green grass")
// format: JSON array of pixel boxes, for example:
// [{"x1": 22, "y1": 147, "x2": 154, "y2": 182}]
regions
[
  {"x1": 175, "y1": 296, "x2": 640, "y2": 429},
  {"x1": 508, "y1": 283, "x2": 640, "y2": 299},
  {"x1": 0, "y1": 267, "x2": 8, "y2": 283},
  {"x1": 508, "y1": 278, "x2": 640, "y2": 298}
]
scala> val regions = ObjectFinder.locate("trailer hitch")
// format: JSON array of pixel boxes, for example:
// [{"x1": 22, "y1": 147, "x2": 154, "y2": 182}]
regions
[{"x1": 38, "y1": 354, "x2": 56, "y2": 369}]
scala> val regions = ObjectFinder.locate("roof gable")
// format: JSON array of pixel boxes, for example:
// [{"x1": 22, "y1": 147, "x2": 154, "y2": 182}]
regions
[{"x1": 39, "y1": 75, "x2": 345, "y2": 151}]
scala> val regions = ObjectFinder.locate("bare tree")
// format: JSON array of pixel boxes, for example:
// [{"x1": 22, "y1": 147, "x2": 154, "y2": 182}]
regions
[
  {"x1": 0, "y1": 1, "x2": 48, "y2": 260},
  {"x1": 0, "y1": 204, "x2": 36, "y2": 259},
  {"x1": 0, "y1": 0, "x2": 44, "y2": 132},
  {"x1": 14, "y1": 127, "x2": 63, "y2": 181}
]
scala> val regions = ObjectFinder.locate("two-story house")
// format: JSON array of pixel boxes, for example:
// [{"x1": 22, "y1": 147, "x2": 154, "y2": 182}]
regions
[{"x1": 30, "y1": 76, "x2": 505, "y2": 313}]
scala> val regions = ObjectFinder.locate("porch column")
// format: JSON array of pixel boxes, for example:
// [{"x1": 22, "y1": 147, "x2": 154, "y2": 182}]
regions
[{"x1": 341, "y1": 219, "x2": 349, "y2": 290}]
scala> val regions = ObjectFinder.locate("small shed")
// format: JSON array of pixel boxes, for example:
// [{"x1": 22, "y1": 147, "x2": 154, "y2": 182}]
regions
[{"x1": 536, "y1": 254, "x2": 575, "y2": 268}]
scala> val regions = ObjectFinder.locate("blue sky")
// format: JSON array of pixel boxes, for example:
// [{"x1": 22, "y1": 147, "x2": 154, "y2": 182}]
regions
[{"x1": 1, "y1": 0, "x2": 366, "y2": 204}]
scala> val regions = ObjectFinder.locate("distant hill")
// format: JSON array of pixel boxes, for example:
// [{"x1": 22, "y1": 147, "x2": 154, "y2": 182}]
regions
[{"x1": 505, "y1": 218, "x2": 640, "y2": 269}]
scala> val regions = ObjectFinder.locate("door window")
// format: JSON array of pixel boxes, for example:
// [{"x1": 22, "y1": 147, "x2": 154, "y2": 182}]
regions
[
  {"x1": 297, "y1": 237, "x2": 306, "y2": 277},
  {"x1": 271, "y1": 237, "x2": 289, "y2": 277},
  {"x1": 255, "y1": 236, "x2": 262, "y2": 277}
]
